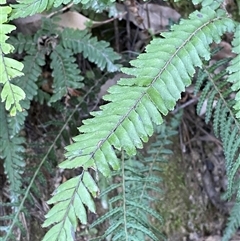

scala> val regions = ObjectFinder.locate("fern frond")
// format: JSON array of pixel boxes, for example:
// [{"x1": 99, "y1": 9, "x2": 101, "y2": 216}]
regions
[
  {"x1": 222, "y1": 202, "x2": 240, "y2": 241},
  {"x1": 8, "y1": 51, "x2": 46, "y2": 135},
  {"x1": 61, "y1": 28, "x2": 121, "y2": 72},
  {"x1": 59, "y1": 8, "x2": 234, "y2": 170},
  {"x1": 196, "y1": 57, "x2": 232, "y2": 123},
  {"x1": 10, "y1": 0, "x2": 113, "y2": 20},
  {"x1": 0, "y1": 3, "x2": 25, "y2": 116},
  {"x1": 0, "y1": 104, "x2": 25, "y2": 199},
  {"x1": 227, "y1": 25, "x2": 240, "y2": 118},
  {"x1": 194, "y1": 55, "x2": 240, "y2": 200},
  {"x1": 49, "y1": 45, "x2": 84, "y2": 103},
  {"x1": 80, "y1": 0, "x2": 115, "y2": 12},
  {"x1": 0, "y1": 101, "x2": 25, "y2": 205},
  {"x1": 91, "y1": 119, "x2": 178, "y2": 240},
  {"x1": 42, "y1": 171, "x2": 99, "y2": 241},
  {"x1": 192, "y1": 0, "x2": 222, "y2": 9},
  {"x1": 43, "y1": 7, "x2": 236, "y2": 240},
  {"x1": 91, "y1": 158, "x2": 164, "y2": 241},
  {"x1": 8, "y1": 33, "x2": 37, "y2": 54}
]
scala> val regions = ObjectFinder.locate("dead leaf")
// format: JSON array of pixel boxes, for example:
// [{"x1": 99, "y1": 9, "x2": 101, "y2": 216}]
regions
[
  {"x1": 55, "y1": 11, "x2": 125, "y2": 31},
  {"x1": 116, "y1": 3, "x2": 181, "y2": 33},
  {"x1": 55, "y1": 11, "x2": 91, "y2": 30}
]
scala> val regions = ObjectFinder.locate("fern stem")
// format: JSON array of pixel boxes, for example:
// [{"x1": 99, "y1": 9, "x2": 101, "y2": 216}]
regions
[{"x1": 3, "y1": 80, "x2": 102, "y2": 241}]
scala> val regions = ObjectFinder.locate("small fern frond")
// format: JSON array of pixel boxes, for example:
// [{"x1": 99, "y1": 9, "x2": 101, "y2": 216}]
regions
[
  {"x1": 0, "y1": 3, "x2": 25, "y2": 116},
  {"x1": 42, "y1": 171, "x2": 99, "y2": 241},
  {"x1": 194, "y1": 55, "x2": 240, "y2": 200},
  {"x1": 61, "y1": 28, "x2": 121, "y2": 72},
  {"x1": 43, "y1": 7, "x2": 236, "y2": 240},
  {"x1": 222, "y1": 202, "x2": 240, "y2": 241},
  {"x1": 7, "y1": 50, "x2": 46, "y2": 136},
  {"x1": 49, "y1": 45, "x2": 84, "y2": 103},
  {"x1": 8, "y1": 33, "x2": 37, "y2": 55},
  {"x1": 0, "y1": 102, "x2": 25, "y2": 201},
  {"x1": 227, "y1": 25, "x2": 240, "y2": 118},
  {"x1": 196, "y1": 57, "x2": 232, "y2": 123},
  {"x1": 91, "y1": 158, "x2": 164, "y2": 241}
]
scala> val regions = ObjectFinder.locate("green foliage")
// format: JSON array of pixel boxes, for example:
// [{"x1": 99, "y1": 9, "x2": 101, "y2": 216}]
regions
[
  {"x1": 42, "y1": 3, "x2": 238, "y2": 241},
  {"x1": 0, "y1": 0, "x2": 240, "y2": 240},
  {"x1": 0, "y1": 2, "x2": 26, "y2": 235},
  {"x1": 0, "y1": 1, "x2": 25, "y2": 116},
  {"x1": 61, "y1": 28, "x2": 121, "y2": 72},
  {"x1": 90, "y1": 118, "x2": 179, "y2": 241},
  {"x1": 223, "y1": 201, "x2": 240, "y2": 241},
  {"x1": 228, "y1": 25, "x2": 240, "y2": 117},
  {"x1": 0, "y1": 9, "x2": 120, "y2": 241},
  {"x1": 194, "y1": 53, "x2": 240, "y2": 239},
  {"x1": 42, "y1": 171, "x2": 98, "y2": 241},
  {"x1": 49, "y1": 45, "x2": 83, "y2": 103},
  {"x1": 10, "y1": 0, "x2": 114, "y2": 19},
  {"x1": 196, "y1": 58, "x2": 240, "y2": 190}
]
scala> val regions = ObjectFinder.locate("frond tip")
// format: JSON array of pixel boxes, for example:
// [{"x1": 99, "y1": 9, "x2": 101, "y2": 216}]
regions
[{"x1": 42, "y1": 171, "x2": 99, "y2": 241}]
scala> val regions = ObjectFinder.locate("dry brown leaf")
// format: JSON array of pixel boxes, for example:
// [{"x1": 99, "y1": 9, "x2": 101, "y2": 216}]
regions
[
  {"x1": 56, "y1": 11, "x2": 124, "y2": 31},
  {"x1": 116, "y1": 3, "x2": 181, "y2": 33},
  {"x1": 56, "y1": 11, "x2": 91, "y2": 30}
]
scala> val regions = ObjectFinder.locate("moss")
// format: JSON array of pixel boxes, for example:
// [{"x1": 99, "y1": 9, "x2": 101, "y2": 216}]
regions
[{"x1": 155, "y1": 138, "x2": 225, "y2": 239}]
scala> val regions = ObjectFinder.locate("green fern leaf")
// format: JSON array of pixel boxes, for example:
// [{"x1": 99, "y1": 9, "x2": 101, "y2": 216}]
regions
[
  {"x1": 1, "y1": 82, "x2": 25, "y2": 116},
  {"x1": 43, "y1": 7, "x2": 235, "y2": 240},
  {"x1": 0, "y1": 4, "x2": 25, "y2": 116},
  {"x1": 7, "y1": 51, "x2": 46, "y2": 135},
  {"x1": 223, "y1": 202, "x2": 240, "y2": 241},
  {"x1": 194, "y1": 47, "x2": 240, "y2": 233},
  {"x1": 61, "y1": 28, "x2": 121, "y2": 72},
  {"x1": 8, "y1": 33, "x2": 37, "y2": 54},
  {"x1": 49, "y1": 45, "x2": 83, "y2": 104},
  {"x1": 227, "y1": 25, "x2": 240, "y2": 118},
  {"x1": 0, "y1": 102, "x2": 25, "y2": 200},
  {"x1": 42, "y1": 172, "x2": 96, "y2": 241},
  {"x1": 192, "y1": 0, "x2": 222, "y2": 9},
  {"x1": 10, "y1": 0, "x2": 113, "y2": 20}
]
